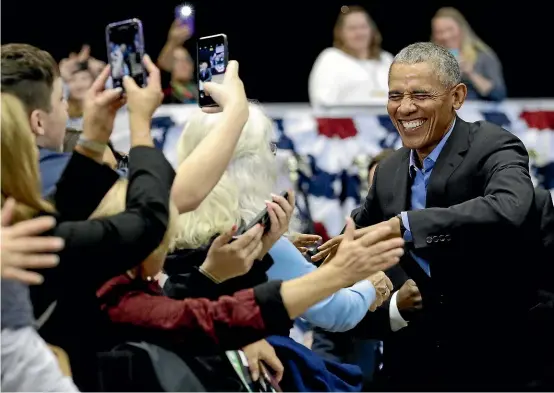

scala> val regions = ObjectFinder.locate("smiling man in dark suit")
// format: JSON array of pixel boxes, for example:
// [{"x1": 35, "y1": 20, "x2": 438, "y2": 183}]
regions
[{"x1": 317, "y1": 42, "x2": 542, "y2": 390}]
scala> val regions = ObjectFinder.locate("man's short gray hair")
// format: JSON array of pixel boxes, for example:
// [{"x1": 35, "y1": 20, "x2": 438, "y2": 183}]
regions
[{"x1": 391, "y1": 42, "x2": 461, "y2": 88}]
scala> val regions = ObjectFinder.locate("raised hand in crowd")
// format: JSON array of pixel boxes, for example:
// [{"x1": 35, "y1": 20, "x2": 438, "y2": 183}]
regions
[
  {"x1": 201, "y1": 60, "x2": 248, "y2": 117},
  {"x1": 259, "y1": 190, "x2": 296, "y2": 258},
  {"x1": 170, "y1": 59, "x2": 250, "y2": 214},
  {"x1": 59, "y1": 44, "x2": 106, "y2": 81},
  {"x1": 81, "y1": 65, "x2": 124, "y2": 145},
  {"x1": 396, "y1": 279, "x2": 422, "y2": 311},
  {"x1": 368, "y1": 271, "x2": 393, "y2": 311},
  {"x1": 168, "y1": 20, "x2": 191, "y2": 46},
  {"x1": 123, "y1": 54, "x2": 164, "y2": 147},
  {"x1": 0, "y1": 198, "x2": 64, "y2": 285},
  {"x1": 200, "y1": 224, "x2": 264, "y2": 282},
  {"x1": 291, "y1": 233, "x2": 321, "y2": 255},
  {"x1": 242, "y1": 339, "x2": 284, "y2": 382},
  {"x1": 157, "y1": 20, "x2": 192, "y2": 72}
]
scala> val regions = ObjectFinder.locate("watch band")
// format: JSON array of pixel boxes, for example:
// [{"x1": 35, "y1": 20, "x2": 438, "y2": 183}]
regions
[{"x1": 77, "y1": 135, "x2": 107, "y2": 155}]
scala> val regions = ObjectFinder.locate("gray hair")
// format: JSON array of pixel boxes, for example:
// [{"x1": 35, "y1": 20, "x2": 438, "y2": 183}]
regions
[{"x1": 391, "y1": 42, "x2": 461, "y2": 88}]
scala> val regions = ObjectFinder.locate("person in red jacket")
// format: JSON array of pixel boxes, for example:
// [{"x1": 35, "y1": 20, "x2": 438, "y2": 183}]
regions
[{"x1": 94, "y1": 179, "x2": 404, "y2": 353}]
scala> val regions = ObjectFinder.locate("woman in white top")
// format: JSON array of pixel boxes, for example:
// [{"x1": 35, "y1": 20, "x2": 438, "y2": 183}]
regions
[{"x1": 308, "y1": 5, "x2": 393, "y2": 107}]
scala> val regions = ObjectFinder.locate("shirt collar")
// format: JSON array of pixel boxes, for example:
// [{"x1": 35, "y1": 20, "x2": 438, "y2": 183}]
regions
[{"x1": 409, "y1": 118, "x2": 456, "y2": 176}]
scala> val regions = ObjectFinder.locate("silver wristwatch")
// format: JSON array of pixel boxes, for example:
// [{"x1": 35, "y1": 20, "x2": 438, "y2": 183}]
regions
[{"x1": 76, "y1": 135, "x2": 107, "y2": 154}]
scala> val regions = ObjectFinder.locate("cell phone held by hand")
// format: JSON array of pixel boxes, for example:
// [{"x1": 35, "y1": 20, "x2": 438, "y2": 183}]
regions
[
  {"x1": 197, "y1": 34, "x2": 228, "y2": 108},
  {"x1": 105, "y1": 19, "x2": 147, "y2": 90},
  {"x1": 175, "y1": 4, "x2": 195, "y2": 35},
  {"x1": 237, "y1": 191, "x2": 290, "y2": 236}
]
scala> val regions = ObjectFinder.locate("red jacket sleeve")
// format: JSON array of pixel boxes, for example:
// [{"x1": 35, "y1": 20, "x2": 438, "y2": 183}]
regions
[{"x1": 101, "y1": 282, "x2": 272, "y2": 352}]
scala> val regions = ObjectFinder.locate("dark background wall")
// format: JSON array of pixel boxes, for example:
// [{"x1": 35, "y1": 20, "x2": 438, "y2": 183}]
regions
[{"x1": 3, "y1": 0, "x2": 554, "y2": 101}]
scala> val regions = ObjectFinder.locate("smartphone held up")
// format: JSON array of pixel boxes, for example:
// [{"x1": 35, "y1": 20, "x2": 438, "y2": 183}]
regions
[
  {"x1": 105, "y1": 18, "x2": 147, "y2": 90},
  {"x1": 175, "y1": 3, "x2": 195, "y2": 35},
  {"x1": 197, "y1": 34, "x2": 229, "y2": 108}
]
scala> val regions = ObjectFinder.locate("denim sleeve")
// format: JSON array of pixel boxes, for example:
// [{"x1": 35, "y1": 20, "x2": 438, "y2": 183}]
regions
[{"x1": 267, "y1": 237, "x2": 376, "y2": 332}]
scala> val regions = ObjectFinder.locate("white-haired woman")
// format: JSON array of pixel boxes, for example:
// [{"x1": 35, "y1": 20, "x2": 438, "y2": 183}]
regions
[{"x1": 165, "y1": 104, "x2": 389, "y2": 333}]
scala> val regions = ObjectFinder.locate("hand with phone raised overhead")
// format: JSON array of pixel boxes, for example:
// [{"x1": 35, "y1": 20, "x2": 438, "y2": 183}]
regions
[
  {"x1": 123, "y1": 54, "x2": 164, "y2": 120},
  {"x1": 200, "y1": 224, "x2": 264, "y2": 282},
  {"x1": 201, "y1": 60, "x2": 248, "y2": 117},
  {"x1": 168, "y1": 20, "x2": 191, "y2": 45},
  {"x1": 82, "y1": 64, "x2": 125, "y2": 149}
]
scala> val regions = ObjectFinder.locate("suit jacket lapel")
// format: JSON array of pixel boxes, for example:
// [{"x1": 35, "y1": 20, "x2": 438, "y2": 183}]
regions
[{"x1": 426, "y1": 116, "x2": 470, "y2": 208}]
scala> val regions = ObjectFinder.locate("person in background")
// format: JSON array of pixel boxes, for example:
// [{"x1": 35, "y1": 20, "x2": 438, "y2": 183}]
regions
[
  {"x1": 309, "y1": 5, "x2": 393, "y2": 107},
  {"x1": 66, "y1": 63, "x2": 94, "y2": 130},
  {"x1": 1, "y1": 44, "x2": 123, "y2": 197},
  {"x1": 431, "y1": 7, "x2": 506, "y2": 101},
  {"x1": 157, "y1": 20, "x2": 198, "y2": 104}
]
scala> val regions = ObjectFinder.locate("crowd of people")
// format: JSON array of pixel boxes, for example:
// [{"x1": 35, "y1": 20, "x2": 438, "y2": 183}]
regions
[{"x1": 1, "y1": 4, "x2": 553, "y2": 393}]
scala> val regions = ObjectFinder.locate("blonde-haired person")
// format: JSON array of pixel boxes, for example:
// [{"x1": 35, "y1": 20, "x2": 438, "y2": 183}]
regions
[
  {"x1": 432, "y1": 7, "x2": 506, "y2": 101},
  {"x1": 93, "y1": 182, "x2": 403, "y2": 390},
  {"x1": 165, "y1": 104, "x2": 393, "y2": 333},
  {"x1": 308, "y1": 5, "x2": 393, "y2": 107},
  {"x1": 1, "y1": 198, "x2": 78, "y2": 392},
  {"x1": 1, "y1": 56, "x2": 177, "y2": 391}
]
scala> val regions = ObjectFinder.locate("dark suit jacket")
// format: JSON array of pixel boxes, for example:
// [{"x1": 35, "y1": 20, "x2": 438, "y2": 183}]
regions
[
  {"x1": 31, "y1": 147, "x2": 175, "y2": 391},
  {"x1": 351, "y1": 117, "x2": 542, "y2": 390}
]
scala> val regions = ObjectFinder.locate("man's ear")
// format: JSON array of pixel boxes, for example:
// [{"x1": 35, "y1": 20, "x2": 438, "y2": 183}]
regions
[
  {"x1": 452, "y1": 83, "x2": 467, "y2": 111},
  {"x1": 29, "y1": 109, "x2": 45, "y2": 136}
]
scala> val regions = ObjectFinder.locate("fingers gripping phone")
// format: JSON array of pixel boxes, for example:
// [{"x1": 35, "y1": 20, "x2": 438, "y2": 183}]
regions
[
  {"x1": 105, "y1": 19, "x2": 147, "y2": 90},
  {"x1": 197, "y1": 34, "x2": 228, "y2": 107},
  {"x1": 237, "y1": 191, "x2": 290, "y2": 236}
]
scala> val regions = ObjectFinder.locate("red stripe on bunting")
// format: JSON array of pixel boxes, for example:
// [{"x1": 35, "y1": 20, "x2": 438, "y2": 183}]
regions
[
  {"x1": 316, "y1": 118, "x2": 358, "y2": 139},
  {"x1": 520, "y1": 111, "x2": 554, "y2": 131}
]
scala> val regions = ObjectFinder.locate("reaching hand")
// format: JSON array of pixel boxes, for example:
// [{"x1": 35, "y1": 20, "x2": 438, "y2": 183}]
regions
[
  {"x1": 201, "y1": 224, "x2": 264, "y2": 282},
  {"x1": 202, "y1": 61, "x2": 248, "y2": 116},
  {"x1": 311, "y1": 220, "x2": 394, "y2": 262},
  {"x1": 328, "y1": 218, "x2": 404, "y2": 286},
  {"x1": 368, "y1": 271, "x2": 393, "y2": 311},
  {"x1": 259, "y1": 191, "x2": 295, "y2": 258},
  {"x1": 1, "y1": 199, "x2": 64, "y2": 285},
  {"x1": 82, "y1": 64, "x2": 125, "y2": 145},
  {"x1": 291, "y1": 233, "x2": 321, "y2": 254},
  {"x1": 123, "y1": 55, "x2": 163, "y2": 120},
  {"x1": 242, "y1": 340, "x2": 284, "y2": 382}
]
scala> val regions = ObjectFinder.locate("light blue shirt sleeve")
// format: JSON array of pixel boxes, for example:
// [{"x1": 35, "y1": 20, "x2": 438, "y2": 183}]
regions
[{"x1": 267, "y1": 237, "x2": 376, "y2": 332}]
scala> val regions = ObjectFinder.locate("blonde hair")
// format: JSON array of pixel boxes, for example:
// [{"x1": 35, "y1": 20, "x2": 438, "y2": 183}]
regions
[
  {"x1": 172, "y1": 104, "x2": 277, "y2": 249},
  {"x1": 90, "y1": 179, "x2": 179, "y2": 260},
  {"x1": 333, "y1": 5, "x2": 384, "y2": 60},
  {"x1": 432, "y1": 7, "x2": 493, "y2": 65},
  {"x1": 1, "y1": 93, "x2": 54, "y2": 223}
]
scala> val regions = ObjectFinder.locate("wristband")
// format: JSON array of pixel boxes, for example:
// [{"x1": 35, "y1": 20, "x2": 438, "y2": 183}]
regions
[{"x1": 77, "y1": 135, "x2": 107, "y2": 155}]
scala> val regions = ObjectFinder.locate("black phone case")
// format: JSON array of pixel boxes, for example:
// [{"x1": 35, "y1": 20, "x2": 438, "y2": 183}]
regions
[{"x1": 236, "y1": 191, "x2": 289, "y2": 236}]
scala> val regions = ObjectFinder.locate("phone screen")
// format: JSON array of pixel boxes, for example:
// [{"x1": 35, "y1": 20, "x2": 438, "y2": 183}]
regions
[
  {"x1": 197, "y1": 34, "x2": 228, "y2": 107},
  {"x1": 106, "y1": 19, "x2": 146, "y2": 89}
]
